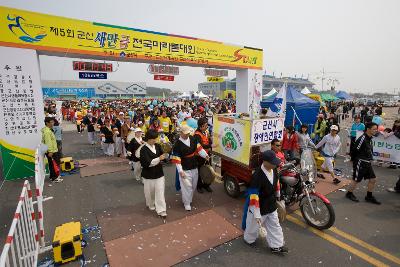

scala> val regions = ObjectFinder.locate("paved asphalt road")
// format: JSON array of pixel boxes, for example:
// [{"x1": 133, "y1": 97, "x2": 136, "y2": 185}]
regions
[{"x1": 1, "y1": 130, "x2": 399, "y2": 267}]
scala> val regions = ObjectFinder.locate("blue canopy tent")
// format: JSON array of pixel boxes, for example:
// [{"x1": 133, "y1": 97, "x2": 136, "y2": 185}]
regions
[
  {"x1": 260, "y1": 87, "x2": 320, "y2": 130},
  {"x1": 335, "y1": 91, "x2": 353, "y2": 100}
]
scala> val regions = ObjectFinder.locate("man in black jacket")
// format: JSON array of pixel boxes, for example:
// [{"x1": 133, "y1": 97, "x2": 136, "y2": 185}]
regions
[
  {"x1": 346, "y1": 122, "x2": 381, "y2": 204},
  {"x1": 243, "y1": 150, "x2": 288, "y2": 254}
]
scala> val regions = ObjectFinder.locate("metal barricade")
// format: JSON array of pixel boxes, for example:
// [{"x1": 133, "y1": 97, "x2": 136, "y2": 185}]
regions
[
  {"x1": 0, "y1": 181, "x2": 39, "y2": 267},
  {"x1": 1, "y1": 145, "x2": 52, "y2": 267},
  {"x1": 33, "y1": 145, "x2": 49, "y2": 248}
]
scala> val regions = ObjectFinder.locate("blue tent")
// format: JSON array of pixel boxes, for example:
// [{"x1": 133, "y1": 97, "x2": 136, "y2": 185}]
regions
[
  {"x1": 260, "y1": 87, "x2": 320, "y2": 129},
  {"x1": 335, "y1": 91, "x2": 353, "y2": 100}
]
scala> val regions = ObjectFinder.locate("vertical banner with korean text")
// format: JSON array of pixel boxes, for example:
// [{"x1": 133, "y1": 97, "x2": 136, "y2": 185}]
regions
[{"x1": 0, "y1": 47, "x2": 45, "y2": 180}]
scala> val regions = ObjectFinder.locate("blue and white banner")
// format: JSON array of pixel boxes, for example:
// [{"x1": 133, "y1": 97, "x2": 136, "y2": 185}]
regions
[{"x1": 266, "y1": 83, "x2": 286, "y2": 118}]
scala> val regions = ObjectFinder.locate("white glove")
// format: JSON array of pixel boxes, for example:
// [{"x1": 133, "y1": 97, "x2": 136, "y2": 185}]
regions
[
  {"x1": 182, "y1": 177, "x2": 192, "y2": 187},
  {"x1": 101, "y1": 137, "x2": 106, "y2": 142}
]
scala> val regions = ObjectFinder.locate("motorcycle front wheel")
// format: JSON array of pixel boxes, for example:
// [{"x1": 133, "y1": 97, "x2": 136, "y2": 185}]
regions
[{"x1": 300, "y1": 194, "x2": 335, "y2": 230}]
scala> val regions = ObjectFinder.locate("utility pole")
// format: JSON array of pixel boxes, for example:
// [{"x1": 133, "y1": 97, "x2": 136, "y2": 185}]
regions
[{"x1": 314, "y1": 68, "x2": 340, "y2": 91}]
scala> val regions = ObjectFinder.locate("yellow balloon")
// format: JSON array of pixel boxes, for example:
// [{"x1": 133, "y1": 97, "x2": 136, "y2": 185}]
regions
[{"x1": 382, "y1": 112, "x2": 386, "y2": 117}]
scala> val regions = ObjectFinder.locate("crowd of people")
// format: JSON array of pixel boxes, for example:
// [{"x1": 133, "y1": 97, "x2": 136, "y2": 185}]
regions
[{"x1": 40, "y1": 97, "x2": 399, "y2": 255}]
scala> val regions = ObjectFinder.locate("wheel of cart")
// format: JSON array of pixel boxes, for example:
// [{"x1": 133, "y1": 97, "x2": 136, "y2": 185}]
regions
[{"x1": 221, "y1": 158, "x2": 252, "y2": 197}]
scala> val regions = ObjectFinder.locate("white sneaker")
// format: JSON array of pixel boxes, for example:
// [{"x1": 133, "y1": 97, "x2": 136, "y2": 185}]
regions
[
  {"x1": 184, "y1": 204, "x2": 191, "y2": 211},
  {"x1": 148, "y1": 206, "x2": 156, "y2": 211},
  {"x1": 53, "y1": 178, "x2": 63, "y2": 183},
  {"x1": 159, "y1": 211, "x2": 167, "y2": 217}
]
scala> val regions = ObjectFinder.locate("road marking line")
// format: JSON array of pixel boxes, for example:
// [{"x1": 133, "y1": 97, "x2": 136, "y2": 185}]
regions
[
  {"x1": 293, "y1": 210, "x2": 400, "y2": 265},
  {"x1": 329, "y1": 226, "x2": 400, "y2": 265},
  {"x1": 286, "y1": 215, "x2": 389, "y2": 267}
]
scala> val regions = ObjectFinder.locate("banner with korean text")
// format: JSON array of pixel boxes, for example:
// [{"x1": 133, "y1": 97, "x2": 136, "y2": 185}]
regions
[
  {"x1": 212, "y1": 115, "x2": 251, "y2": 166},
  {"x1": 372, "y1": 134, "x2": 400, "y2": 164},
  {"x1": 251, "y1": 118, "x2": 285, "y2": 146},
  {"x1": 0, "y1": 6, "x2": 263, "y2": 70},
  {"x1": 0, "y1": 47, "x2": 45, "y2": 180}
]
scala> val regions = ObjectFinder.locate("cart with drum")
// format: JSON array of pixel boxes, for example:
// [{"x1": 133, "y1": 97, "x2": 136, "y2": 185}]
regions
[{"x1": 211, "y1": 114, "x2": 285, "y2": 198}]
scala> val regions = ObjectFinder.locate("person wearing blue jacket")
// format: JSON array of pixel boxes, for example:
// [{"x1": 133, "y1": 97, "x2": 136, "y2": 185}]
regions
[{"x1": 350, "y1": 115, "x2": 365, "y2": 153}]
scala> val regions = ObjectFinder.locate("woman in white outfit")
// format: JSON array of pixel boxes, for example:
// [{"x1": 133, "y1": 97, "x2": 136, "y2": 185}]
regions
[
  {"x1": 127, "y1": 128, "x2": 144, "y2": 181},
  {"x1": 171, "y1": 125, "x2": 209, "y2": 211},
  {"x1": 315, "y1": 125, "x2": 342, "y2": 184},
  {"x1": 139, "y1": 129, "x2": 167, "y2": 219}
]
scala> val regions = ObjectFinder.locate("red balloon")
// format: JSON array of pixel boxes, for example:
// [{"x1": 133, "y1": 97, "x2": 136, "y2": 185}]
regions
[{"x1": 378, "y1": 125, "x2": 385, "y2": 132}]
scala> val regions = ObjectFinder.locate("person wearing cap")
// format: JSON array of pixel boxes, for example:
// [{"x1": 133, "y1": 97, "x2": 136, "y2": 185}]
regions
[
  {"x1": 315, "y1": 125, "x2": 342, "y2": 184},
  {"x1": 312, "y1": 114, "x2": 327, "y2": 144},
  {"x1": 139, "y1": 130, "x2": 168, "y2": 219},
  {"x1": 41, "y1": 117, "x2": 63, "y2": 183},
  {"x1": 127, "y1": 128, "x2": 144, "y2": 181},
  {"x1": 242, "y1": 150, "x2": 288, "y2": 254},
  {"x1": 171, "y1": 125, "x2": 210, "y2": 211},
  {"x1": 114, "y1": 112, "x2": 125, "y2": 157}
]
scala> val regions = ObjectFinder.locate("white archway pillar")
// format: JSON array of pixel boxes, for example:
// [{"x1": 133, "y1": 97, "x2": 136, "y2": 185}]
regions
[{"x1": 236, "y1": 69, "x2": 263, "y2": 118}]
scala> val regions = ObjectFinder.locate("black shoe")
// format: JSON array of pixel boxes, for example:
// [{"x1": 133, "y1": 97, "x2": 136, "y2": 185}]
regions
[
  {"x1": 205, "y1": 186, "x2": 213, "y2": 193},
  {"x1": 243, "y1": 240, "x2": 256, "y2": 248},
  {"x1": 365, "y1": 195, "x2": 381, "y2": 205},
  {"x1": 333, "y1": 178, "x2": 341, "y2": 184},
  {"x1": 346, "y1": 192, "x2": 359, "y2": 202},
  {"x1": 271, "y1": 246, "x2": 289, "y2": 254},
  {"x1": 197, "y1": 188, "x2": 204, "y2": 194}
]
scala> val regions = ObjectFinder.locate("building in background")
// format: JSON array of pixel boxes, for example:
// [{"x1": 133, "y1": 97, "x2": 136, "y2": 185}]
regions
[
  {"x1": 262, "y1": 75, "x2": 314, "y2": 94},
  {"x1": 42, "y1": 80, "x2": 146, "y2": 99},
  {"x1": 198, "y1": 79, "x2": 236, "y2": 99},
  {"x1": 198, "y1": 75, "x2": 314, "y2": 99}
]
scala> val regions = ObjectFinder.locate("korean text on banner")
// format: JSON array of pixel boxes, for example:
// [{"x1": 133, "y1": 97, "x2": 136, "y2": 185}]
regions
[
  {"x1": 0, "y1": 46, "x2": 45, "y2": 180},
  {"x1": 251, "y1": 118, "x2": 284, "y2": 146},
  {"x1": 372, "y1": 134, "x2": 400, "y2": 164},
  {"x1": 0, "y1": 7, "x2": 262, "y2": 70},
  {"x1": 212, "y1": 115, "x2": 251, "y2": 166}
]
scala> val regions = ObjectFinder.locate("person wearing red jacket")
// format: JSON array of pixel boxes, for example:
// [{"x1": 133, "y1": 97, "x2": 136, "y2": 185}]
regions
[{"x1": 282, "y1": 126, "x2": 299, "y2": 161}]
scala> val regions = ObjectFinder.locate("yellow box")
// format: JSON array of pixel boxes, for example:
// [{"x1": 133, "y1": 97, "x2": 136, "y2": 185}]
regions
[
  {"x1": 60, "y1": 157, "x2": 74, "y2": 172},
  {"x1": 52, "y1": 221, "x2": 82, "y2": 265}
]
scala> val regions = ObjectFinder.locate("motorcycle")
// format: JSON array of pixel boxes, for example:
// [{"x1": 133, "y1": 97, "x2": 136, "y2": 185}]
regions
[{"x1": 279, "y1": 148, "x2": 335, "y2": 230}]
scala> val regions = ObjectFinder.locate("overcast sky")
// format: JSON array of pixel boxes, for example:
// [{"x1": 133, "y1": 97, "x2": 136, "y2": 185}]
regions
[{"x1": 3, "y1": 0, "x2": 400, "y2": 94}]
